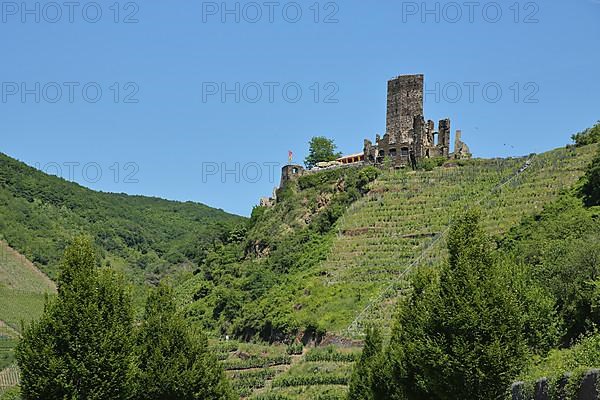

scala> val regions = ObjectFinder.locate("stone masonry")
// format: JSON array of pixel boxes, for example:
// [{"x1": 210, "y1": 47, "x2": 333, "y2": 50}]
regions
[
  {"x1": 275, "y1": 74, "x2": 471, "y2": 194},
  {"x1": 364, "y1": 74, "x2": 470, "y2": 168}
]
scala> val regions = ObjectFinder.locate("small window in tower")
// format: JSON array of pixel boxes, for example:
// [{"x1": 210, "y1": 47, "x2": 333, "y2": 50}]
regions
[
  {"x1": 401, "y1": 147, "x2": 409, "y2": 156},
  {"x1": 378, "y1": 150, "x2": 385, "y2": 157},
  {"x1": 389, "y1": 148, "x2": 397, "y2": 157},
  {"x1": 292, "y1": 168, "x2": 298, "y2": 174}
]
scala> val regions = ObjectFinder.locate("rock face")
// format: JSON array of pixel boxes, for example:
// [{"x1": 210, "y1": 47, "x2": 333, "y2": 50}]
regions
[
  {"x1": 454, "y1": 130, "x2": 472, "y2": 159},
  {"x1": 364, "y1": 74, "x2": 470, "y2": 168}
]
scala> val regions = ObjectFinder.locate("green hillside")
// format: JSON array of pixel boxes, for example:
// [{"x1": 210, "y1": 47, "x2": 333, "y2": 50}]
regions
[
  {"x1": 0, "y1": 241, "x2": 56, "y2": 375},
  {"x1": 331, "y1": 144, "x2": 596, "y2": 337},
  {"x1": 0, "y1": 152, "x2": 245, "y2": 285},
  {"x1": 0, "y1": 240, "x2": 56, "y2": 332},
  {"x1": 1, "y1": 137, "x2": 598, "y2": 399},
  {"x1": 203, "y1": 145, "x2": 597, "y2": 400},
  {"x1": 179, "y1": 144, "x2": 597, "y2": 344},
  {"x1": 0, "y1": 154, "x2": 243, "y2": 388}
]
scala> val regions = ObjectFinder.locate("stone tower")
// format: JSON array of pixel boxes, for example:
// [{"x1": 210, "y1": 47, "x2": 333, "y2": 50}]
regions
[
  {"x1": 438, "y1": 118, "x2": 451, "y2": 157},
  {"x1": 386, "y1": 74, "x2": 424, "y2": 143}
]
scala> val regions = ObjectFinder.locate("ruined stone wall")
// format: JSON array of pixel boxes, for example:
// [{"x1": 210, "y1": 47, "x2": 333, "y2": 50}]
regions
[
  {"x1": 453, "y1": 129, "x2": 471, "y2": 159},
  {"x1": 280, "y1": 164, "x2": 305, "y2": 187},
  {"x1": 438, "y1": 118, "x2": 451, "y2": 157},
  {"x1": 386, "y1": 74, "x2": 424, "y2": 143}
]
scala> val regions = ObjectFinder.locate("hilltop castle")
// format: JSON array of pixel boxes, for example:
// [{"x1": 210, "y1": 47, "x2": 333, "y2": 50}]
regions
[
  {"x1": 269, "y1": 74, "x2": 471, "y2": 197},
  {"x1": 363, "y1": 74, "x2": 470, "y2": 169}
]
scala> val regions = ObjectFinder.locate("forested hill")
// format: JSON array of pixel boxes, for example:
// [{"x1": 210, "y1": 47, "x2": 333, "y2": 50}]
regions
[{"x1": 0, "y1": 152, "x2": 245, "y2": 283}]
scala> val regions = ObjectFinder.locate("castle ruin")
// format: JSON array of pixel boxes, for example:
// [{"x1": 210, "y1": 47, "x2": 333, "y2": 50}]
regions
[
  {"x1": 363, "y1": 74, "x2": 470, "y2": 169},
  {"x1": 272, "y1": 74, "x2": 471, "y2": 194}
]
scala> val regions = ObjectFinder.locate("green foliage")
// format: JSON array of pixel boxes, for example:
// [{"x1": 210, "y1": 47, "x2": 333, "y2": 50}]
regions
[
  {"x1": 179, "y1": 166, "x2": 378, "y2": 341},
  {"x1": 395, "y1": 210, "x2": 529, "y2": 399},
  {"x1": 271, "y1": 374, "x2": 348, "y2": 388},
  {"x1": 221, "y1": 355, "x2": 291, "y2": 370},
  {"x1": 415, "y1": 156, "x2": 446, "y2": 171},
  {"x1": 382, "y1": 156, "x2": 392, "y2": 170},
  {"x1": 130, "y1": 284, "x2": 233, "y2": 400},
  {"x1": 581, "y1": 146, "x2": 600, "y2": 206},
  {"x1": 0, "y1": 152, "x2": 244, "y2": 284},
  {"x1": 333, "y1": 146, "x2": 595, "y2": 336},
  {"x1": 0, "y1": 337, "x2": 17, "y2": 369},
  {"x1": 304, "y1": 346, "x2": 360, "y2": 363},
  {"x1": 571, "y1": 121, "x2": 600, "y2": 147},
  {"x1": 16, "y1": 237, "x2": 133, "y2": 400},
  {"x1": 510, "y1": 333, "x2": 600, "y2": 400},
  {"x1": 351, "y1": 211, "x2": 556, "y2": 400},
  {"x1": 286, "y1": 342, "x2": 304, "y2": 355},
  {"x1": 347, "y1": 326, "x2": 382, "y2": 400},
  {"x1": 0, "y1": 388, "x2": 21, "y2": 400},
  {"x1": 501, "y1": 194, "x2": 600, "y2": 343},
  {"x1": 14, "y1": 238, "x2": 233, "y2": 400},
  {"x1": 229, "y1": 368, "x2": 277, "y2": 391},
  {"x1": 521, "y1": 332, "x2": 600, "y2": 383},
  {"x1": 304, "y1": 137, "x2": 342, "y2": 169}
]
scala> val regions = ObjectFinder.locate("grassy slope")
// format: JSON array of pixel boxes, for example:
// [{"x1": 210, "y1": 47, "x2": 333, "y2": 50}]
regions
[
  {"x1": 0, "y1": 152, "x2": 245, "y2": 285},
  {"x1": 179, "y1": 145, "x2": 595, "y2": 341},
  {"x1": 310, "y1": 144, "x2": 596, "y2": 337},
  {"x1": 210, "y1": 144, "x2": 597, "y2": 399},
  {"x1": 0, "y1": 241, "x2": 56, "y2": 371}
]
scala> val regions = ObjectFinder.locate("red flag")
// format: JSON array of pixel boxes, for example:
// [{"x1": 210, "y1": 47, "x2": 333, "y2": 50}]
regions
[{"x1": 288, "y1": 150, "x2": 293, "y2": 163}]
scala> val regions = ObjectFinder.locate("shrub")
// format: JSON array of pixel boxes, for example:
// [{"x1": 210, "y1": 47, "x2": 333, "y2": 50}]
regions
[
  {"x1": 286, "y1": 342, "x2": 304, "y2": 355},
  {"x1": 571, "y1": 121, "x2": 600, "y2": 147},
  {"x1": 416, "y1": 156, "x2": 446, "y2": 171},
  {"x1": 581, "y1": 146, "x2": 600, "y2": 206}
]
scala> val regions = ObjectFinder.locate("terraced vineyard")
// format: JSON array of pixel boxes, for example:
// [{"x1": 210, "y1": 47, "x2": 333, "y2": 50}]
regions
[
  {"x1": 212, "y1": 340, "x2": 359, "y2": 400},
  {"x1": 289, "y1": 144, "x2": 597, "y2": 338},
  {"x1": 1, "y1": 144, "x2": 597, "y2": 399},
  {"x1": 0, "y1": 240, "x2": 56, "y2": 393}
]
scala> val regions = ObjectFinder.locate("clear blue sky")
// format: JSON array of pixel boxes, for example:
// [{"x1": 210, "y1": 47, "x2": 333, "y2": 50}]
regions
[{"x1": 1, "y1": 0, "x2": 599, "y2": 216}]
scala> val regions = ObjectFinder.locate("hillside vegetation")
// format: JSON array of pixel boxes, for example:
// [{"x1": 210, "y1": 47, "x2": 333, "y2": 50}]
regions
[
  {"x1": 0, "y1": 241, "x2": 56, "y2": 372},
  {"x1": 0, "y1": 153, "x2": 243, "y2": 387},
  {"x1": 178, "y1": 144, "x2": 597, "y2": 346},
  {"x1": 347, "y1": 142, "x2": 600, "y2": 400},
  {"x1": 2, "y1": 127, "x2": 599, "y2": 399},
  {"x1": 0, "y1": 153, "x2": 244, "y2": 285}
]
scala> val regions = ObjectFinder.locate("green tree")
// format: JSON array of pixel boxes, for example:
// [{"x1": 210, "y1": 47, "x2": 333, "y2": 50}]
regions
[
  {"x1": 347, "y1": 326, "x2": 383, "y2": 400},
  {"x1": 571, "y1": 121, "x2": 600, "y2": 147},
  {"x1": 582, "y1": 146, "x2": 600, "y2": 206},
  {"x1": 304, "y1": 136, "x2": 342, "y2": 168},
  {"x1": 130, "y1": 284, "x2": 234, "y2": 400},
  {"x1": 16, "y1": 236, "x2": 133, "y2": 400},
  {"x1": 387, "y1": 210, "x2": 529, "y2": 400}
]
